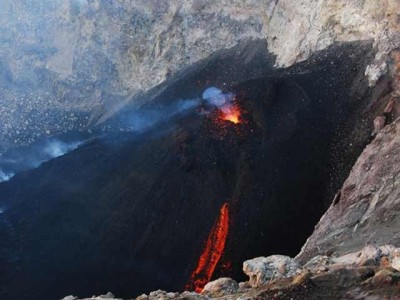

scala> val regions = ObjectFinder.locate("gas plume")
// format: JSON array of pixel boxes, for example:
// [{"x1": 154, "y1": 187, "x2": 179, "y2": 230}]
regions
[
  {"x1": 123, "y1": 99, "x2": 199, "y2": 131},
  {"x1": 0, "y1": 138, "x2": 84, "y2": 183}
]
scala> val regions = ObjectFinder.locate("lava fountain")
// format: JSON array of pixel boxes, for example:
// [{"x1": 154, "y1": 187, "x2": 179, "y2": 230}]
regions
[
  {"x1": 201, "y1": 86, "x2": 242, "y2": 126},
  {"x1": 186, "y1": 203, "x2": 230, "y2": 293},
  {"x1": 220, "y1": 103, "x2": 241, "y2": 124}
]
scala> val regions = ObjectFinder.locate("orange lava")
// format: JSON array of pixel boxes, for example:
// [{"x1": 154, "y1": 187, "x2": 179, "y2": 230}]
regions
[
  {"x1": 186, "y1": 203, "x2": 230, "y2": 293},
  {"x1": 221, "y1": 105, "x2": 241, "y2": 124}
]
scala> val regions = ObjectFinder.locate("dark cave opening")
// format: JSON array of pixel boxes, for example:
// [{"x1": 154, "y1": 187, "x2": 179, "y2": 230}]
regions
[{"x1": 0, "y1": 39, "x2": 385, "y2": 300}]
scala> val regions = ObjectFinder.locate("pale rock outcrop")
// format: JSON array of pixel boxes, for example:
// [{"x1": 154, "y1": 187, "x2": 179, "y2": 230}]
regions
[
  {"x1": 137, "y1": 290, "x2": 207, "y2": 300},
  {"x1": 62, "y1": 296, "x2": 78, "y2": 300},
  {"x1": 303, "y1": 255, "x2": 333, "y2": 273},
  {"x1": 243, "y1": 255, "x2": 301, "y2": 287},
  {"x1": 61, "y1": 292, "x2": 122, "y2": 300},
  {"x1": 300, "y1": 245, "x2": 400, "y2": 273},
  {"x1": 380, "y1": 246, "x2": 400, "y2": 271},
  {"x1": 332, "y1": 245, "x2": 382, "y2": 267},
  {"x1": 202, "y1": 278, "x2": 239, "y2": 296}
]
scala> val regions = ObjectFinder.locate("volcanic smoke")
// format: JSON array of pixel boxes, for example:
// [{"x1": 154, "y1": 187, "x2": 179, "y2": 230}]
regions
[
  {"x1": 0, "y1": 139, "x2": 84, "y2": 183},
  {"x1": 186, "y1": 203, "x2": 230, "y2": 293}
]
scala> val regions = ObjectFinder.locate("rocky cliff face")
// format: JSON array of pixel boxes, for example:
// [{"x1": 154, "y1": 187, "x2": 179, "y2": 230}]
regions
[
  {"x1": 1, "y1": 0, "x2": 399, "y2": 149},
  {"x1": 297, "y1": 119, "x2": 400, "y2": 264},
  {"x1": 296, "y1": 50, "x2": 400, "y2": 264}
]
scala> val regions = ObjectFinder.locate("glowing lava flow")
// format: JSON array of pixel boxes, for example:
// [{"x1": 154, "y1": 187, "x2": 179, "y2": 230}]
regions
[
  {"x1": 186, "y1": 203, "x2": 230, "y2": 293},
  {"x1": 220, "y1": 104, "x2": 241, "y2": 124}
]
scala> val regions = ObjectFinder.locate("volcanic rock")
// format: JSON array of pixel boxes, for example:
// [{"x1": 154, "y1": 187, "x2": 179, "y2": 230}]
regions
[
  {"x1": 61, "y1": 297, "x2": 78, "y2": 300},
  {"x1": 302, "y1": 255, "x2": 332, "y2": 274},
  {"x1": 61, "y1": 292, "x2": 121, "y2": 300},
  {"x1": 201, "y1": 278, "x2": 239, "y2": 297},
  {"x1": 332, "y1": 245, "x2": 382, "y2": 267},
  {"x1": 68, "y1": 246, "x2": 400, "y2": 299},
  {"x1": 243, "y1": 255, "x2": 301, "y2": 287},
  {"x1": 310, "y1": 266, "x2": 375, "y2": 289},
  {"x1": 139, "y1": 290, "x2": 208, "y2": 300},
  {"x1": 296, "y1": 118, "x2": 400, "y2": 264},
  {"x1": 301, "y1": 244, "x2": 400, "y2": 274}
]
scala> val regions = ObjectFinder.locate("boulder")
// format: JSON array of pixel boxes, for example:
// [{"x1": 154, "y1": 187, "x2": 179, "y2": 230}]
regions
[
  {"x1": 243, "y1": 255, "x2": 301, "y2": 287},
  {"x1": 332, "y1": 245, "x2": 381, "y2": 267},
  {"x1": 238, "y1": 281, "x2": 251, "y2": 290},
  {"x1": 303, "y1": 255, "x2": 332, "y2": 273},
  {"x1": 302, "y1": 245, "x2": 400, "y2": 274},
  {"x1": 202, "y1": 277, "x2": 239, "y2": 296},
  {"x1": 99, "y1": 293, "x2": 116, "y2": 299},
  {"x1": 379, "y1": 245, "x2": 397, "y2": 257},
  {"x1": 370, "y1": 268, "x2": 398, "y2": 285},
  {"x1": 358, "y1": 245, "x2": 382, "y2": 266},
  {"x1": 179, "y1": 291, "x2": 209, "y2": 300},
  {"x1": 146, "y1": 290, "x2": 180, "y2": 300}
]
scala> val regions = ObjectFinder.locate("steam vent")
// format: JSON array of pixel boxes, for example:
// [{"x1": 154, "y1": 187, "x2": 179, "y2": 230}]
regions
[{"x1": 1, "y1": 1, "x2": 400, "y2": 300}]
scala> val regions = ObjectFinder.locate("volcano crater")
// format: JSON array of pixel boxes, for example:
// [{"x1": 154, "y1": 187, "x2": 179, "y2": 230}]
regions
[{"x1": 0, "y1": 39, "x2": 390, "y2": 300}]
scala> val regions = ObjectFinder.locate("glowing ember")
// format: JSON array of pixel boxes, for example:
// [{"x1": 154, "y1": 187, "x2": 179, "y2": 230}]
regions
[
  {"x1": 220, "y1": 104, "x2": 241, "y2": 124},
  {"x1": 186, "y1": 203, "x2": 230, "y2": 293}
]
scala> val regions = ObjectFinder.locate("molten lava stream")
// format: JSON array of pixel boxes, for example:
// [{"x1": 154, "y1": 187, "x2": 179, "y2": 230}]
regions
[{"x1": 186, "y1": 203, "x2": 230, "y2": 293}]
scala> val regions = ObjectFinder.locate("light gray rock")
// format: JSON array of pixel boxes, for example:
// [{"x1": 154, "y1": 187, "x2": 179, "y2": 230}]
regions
[
  {"x1": 202, "y1": 277, "x2": 239, "y2": 296},
  {"x1": 147, "y1": 290, "x2": 175, "y2": 300},
  {"x1": 64, "y1": 292, "x2": 123, "y2": 300},
  {"x1": 333, "y1": 245, "x2": 381, "y2": 267},
  {"x1": 390, "y1": 256, "x2": 400, "y2": 271},
  {"x1": 378, "y1": 245, "x2": 400, "y2": 271},
  {"x1": 61, "y1": 296, "x2": 78, "y2": 300},
  {"x1": 301, "y1": 245, "x2": 400, "y2": 275},
  {"x1": 137, "y1": 290, "x2": 192, "y2": 300},
  {"x1": 178, "y1": 291, "x2": 209, "y2": 300},
  {"x1": 379, "y1": 245, "x2": 397, "y2": 257},
  {"x1": 243, "y1": 255, "x2": 301, "y2": 287},
  {"x1": 99, "y1": 292, "x2": 116, "y2": 299},
  {"x1": 303, "y1": 255, "x2": 333, "y2": 273},
  {"x1": 238, "y1": 281, "x2": 250, "y2": 290}
]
